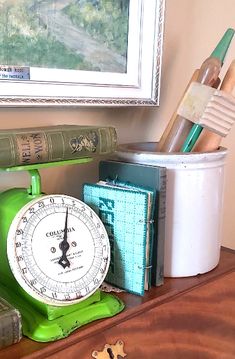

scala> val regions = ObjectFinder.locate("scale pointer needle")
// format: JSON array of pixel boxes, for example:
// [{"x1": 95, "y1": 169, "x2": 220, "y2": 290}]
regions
[{"x1": 58, "y1": 207, "x2": 70, "y2": 269}]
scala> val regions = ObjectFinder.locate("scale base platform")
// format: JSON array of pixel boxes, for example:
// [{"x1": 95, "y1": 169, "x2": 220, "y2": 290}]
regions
[{"x1": 0, "y1": 283, "x2": 124, "y2": 342}]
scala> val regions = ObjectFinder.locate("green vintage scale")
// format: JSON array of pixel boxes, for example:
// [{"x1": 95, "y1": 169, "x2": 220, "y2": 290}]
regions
[{"x1": 0, "y1": 159, "x2": 124, "y2": 342}]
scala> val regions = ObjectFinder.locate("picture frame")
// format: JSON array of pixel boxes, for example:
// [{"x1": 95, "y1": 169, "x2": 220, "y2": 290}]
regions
[{"x1": 0, "y1": 0, "x2": 165, "y2": 107}]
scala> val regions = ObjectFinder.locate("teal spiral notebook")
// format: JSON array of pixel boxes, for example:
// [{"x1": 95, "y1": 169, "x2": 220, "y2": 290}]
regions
[
  {"x1": 99, "y1": 160, "x2": 166, "y2": 286},
  {"x1": 83, "y1": 182, "x2": 154, "y2": 296}
]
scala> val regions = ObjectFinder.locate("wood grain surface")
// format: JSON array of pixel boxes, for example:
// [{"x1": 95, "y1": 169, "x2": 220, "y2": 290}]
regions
[
  {"x1": 0, "y1": 248, "x2": 234, "y2": 359},
  {"x1": 46, "y1": 271, "x2": 235, "y2": 359}
]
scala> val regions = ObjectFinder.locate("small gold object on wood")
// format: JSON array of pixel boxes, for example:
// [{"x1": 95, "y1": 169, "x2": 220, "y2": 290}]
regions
[{"x1": 92, "y1": 340, "x2": 127, "y2": 358}]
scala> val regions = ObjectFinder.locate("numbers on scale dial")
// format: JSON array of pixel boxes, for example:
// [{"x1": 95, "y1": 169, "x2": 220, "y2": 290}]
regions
[{"x1": 7, "y1": 194, "x2": 110, "y2": 306}]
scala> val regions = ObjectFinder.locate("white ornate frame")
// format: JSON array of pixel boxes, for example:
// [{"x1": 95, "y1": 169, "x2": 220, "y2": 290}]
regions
[{"x1": 0, "y1": 0, "x2": 165, "y2": 107}]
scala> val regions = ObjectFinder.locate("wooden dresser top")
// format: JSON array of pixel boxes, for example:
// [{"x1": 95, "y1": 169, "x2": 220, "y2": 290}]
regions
[{"x1": 0, "y1": 247, "x2": 234, "y2": 359}]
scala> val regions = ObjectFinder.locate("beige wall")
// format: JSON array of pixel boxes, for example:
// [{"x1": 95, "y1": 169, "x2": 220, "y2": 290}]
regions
[{"x1": 0, "y1": 0, "x2": 235, "y2": 249}]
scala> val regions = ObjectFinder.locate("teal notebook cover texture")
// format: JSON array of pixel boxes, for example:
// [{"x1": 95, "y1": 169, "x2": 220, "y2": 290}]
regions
[
  {"x1": 83, "y1": 182, "x2": 154, "y2": 296},
  {"x1": 99, "y1": 160, "x2": 166, "y2": 286}
]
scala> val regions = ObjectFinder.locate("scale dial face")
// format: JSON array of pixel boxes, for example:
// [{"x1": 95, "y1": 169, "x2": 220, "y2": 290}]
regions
[{"x1": 7, "y1": 194, "x2": 110, "y2": 306}]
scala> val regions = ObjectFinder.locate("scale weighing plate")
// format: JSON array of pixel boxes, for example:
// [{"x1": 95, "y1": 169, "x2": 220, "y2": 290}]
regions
[{"x1": 0, "y1": 159, "x2": 124, "y2": 342}]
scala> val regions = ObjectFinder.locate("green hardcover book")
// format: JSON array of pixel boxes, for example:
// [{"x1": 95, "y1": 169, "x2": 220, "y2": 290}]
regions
[
  {"x1": 99, "y1": 160, "x2": 166, "y2": 286},
  {"x1": 0, "y1": 296, "x2": 22, "y2": 349},
  {"x1": 0, "y1": 125, "x2": 117, "y2": 167}
]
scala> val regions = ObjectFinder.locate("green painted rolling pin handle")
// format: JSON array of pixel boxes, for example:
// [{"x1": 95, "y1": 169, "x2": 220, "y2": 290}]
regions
[{"x1": 180, "y1": 124, "x2": 203, "y2": 152}]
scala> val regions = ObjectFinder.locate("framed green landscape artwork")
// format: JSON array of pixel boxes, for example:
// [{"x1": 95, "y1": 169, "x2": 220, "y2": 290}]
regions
[{"x1": 0, "y1": 0, "x2": 165, "y2": 107}]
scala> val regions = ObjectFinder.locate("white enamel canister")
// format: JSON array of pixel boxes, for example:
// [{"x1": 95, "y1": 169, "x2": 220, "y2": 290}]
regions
[{"x1": 116, "y1": 142, "x2": 227, "y2": 277}]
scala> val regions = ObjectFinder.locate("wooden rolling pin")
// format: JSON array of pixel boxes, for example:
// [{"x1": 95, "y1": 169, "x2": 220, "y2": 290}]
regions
[
  {"x1": 159, "y1": 28, "x2": 234, "y2": 152},
  {"x1": 193, "y1": 59, "x2": 235, "y2": 152},
  {"x1": 157, "y1": 69, "x2": 199, "y2": 151}
]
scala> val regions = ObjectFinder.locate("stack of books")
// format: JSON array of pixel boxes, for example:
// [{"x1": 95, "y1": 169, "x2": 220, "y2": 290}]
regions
[
  {"x1": 83, "y1": 160, "x2": 166, "y2": 296},
  {"x1": 0, "y1": 296, "x2": 22, "y2": 349}
]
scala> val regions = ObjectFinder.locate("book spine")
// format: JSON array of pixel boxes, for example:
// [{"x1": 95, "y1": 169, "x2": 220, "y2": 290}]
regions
[
  {"x1": 0, "y1": 310, "x2": 22, "y2": 349},
  {"x1": 0, "y1": 126, "x2": 117, "y2": 167},
  {"x1": 152, "y1": 168, "x2": 167, "y2": 286}
]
